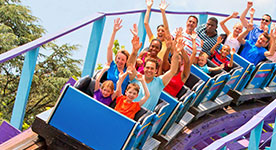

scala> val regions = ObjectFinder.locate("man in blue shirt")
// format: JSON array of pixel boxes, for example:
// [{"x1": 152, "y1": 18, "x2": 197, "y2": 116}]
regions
[
  {"x1": 237, "y1": 24, "x2": 276, "y2": 66},
  {"x1": 240, "y1": 1, "x2": 272, "y2": 44}
]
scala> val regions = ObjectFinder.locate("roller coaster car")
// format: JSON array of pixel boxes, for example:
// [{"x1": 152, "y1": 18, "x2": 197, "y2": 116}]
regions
[
  {"x1": 32, "y1": 81, "x2": 159, "y2": 150},
  {"x1": 229, "y1": 60, "x2": 276, "y2": 105}
]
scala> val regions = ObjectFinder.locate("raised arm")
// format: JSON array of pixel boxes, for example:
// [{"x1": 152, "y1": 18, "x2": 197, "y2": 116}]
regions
[
  {"x1": 249, "y1": 8, "x2": 255, "y2": 24},
  {"x1": 144, "y1": 0, "x2": 154, "y2": 39},
  {"x1": 162, "y1": 41, "x2": 180, "y2": 86},
  {"x1": 240, "y1": 1, "x2": 253, "y2": 28},
  {"x1": 114, "y1": 71, "x2": 129, "y2": 97},
  {"x1": 159, "y1": 0, "x2": 170, "y2": 35},
  {"x1": 136, "y1": 74, "x2": 150, "y2": 106},
  {"x1": 209, "y1": 63, "x2": 224, "y2": 72},
  {"x1": 220, "y1": 12, "x2": 239, "y2": 36},
  {"x1": 107, "y1": 18, "x2": 123, "y2": 64},
  {"x1": 228, "y1": 48, "x2": 235, "y2": 68},
  {"x1": 162, "y1": 33, "x2": 173, "y2": 72},
  {"x1": 264, "y1": 27, "x2": 276, "y2": 57},
  {"x1": 210, "y1": 36, "x2": 223, "y2": 55},
  {"x1": 95, "y1": 63, "x2": 110, "y2": 91},
  {"x1": 237, "y1": 23, "x2": 254, "y2": 45},
  {"x1": 190, "y1": 33, "x2": 197, "y2": 64},
  {"x1": 127, "y1": 25, "x2": 142, "y2": 68},
  {"x1": 181, "y1": 50, "x2": 191, "y2": 84}
]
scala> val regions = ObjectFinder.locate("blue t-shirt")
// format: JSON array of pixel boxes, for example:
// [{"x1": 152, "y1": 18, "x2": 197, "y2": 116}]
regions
[
  {"x1": 196, "y1": 64, "x2": 210, "y2": 74},
  {"x1": 245, "y1": 24, "x2": 264, "y2": 44},
  {"x1": 240, "y1": 40, "x2": 267, "y2": 66},
  {"x1": 107, "y1": 61, "x2": 129, "y2": 93},
  {"x1": 131, "y1": 76, "x2": 165, "y2": 111}
]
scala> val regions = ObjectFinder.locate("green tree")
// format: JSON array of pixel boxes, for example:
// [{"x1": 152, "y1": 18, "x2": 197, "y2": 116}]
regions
[{"x1": 0, "y1": 0, "x2": 82, "y2": 128}]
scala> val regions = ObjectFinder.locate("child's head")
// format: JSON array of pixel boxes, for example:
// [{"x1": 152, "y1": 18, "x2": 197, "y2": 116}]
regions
[
  {"x1": 220, "y1": 45, "x2": 231, "y2": 57},
  {"x1": 100, "y1": 80, "x2": 114, "y2": 98},
  {"x1": 197, "y1": 52, "x2": 208, "y2": 67},
  {"x1": 233, "y1": 23, "x2": 243, "y2": 37},
  {"x1": 125, "y1": 83, "x2": 140, "y2": 101}
]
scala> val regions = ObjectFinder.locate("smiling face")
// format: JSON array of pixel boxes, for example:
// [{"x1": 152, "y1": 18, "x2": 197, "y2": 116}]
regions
[
  {"x1": 157, "y1": 25, "x2": 165, "y2": 41},
  {"x1": 221, "y1": 45, "x2": 231, "y2": 57},
  {"x1": 206, "y1": 20, "x2": 217, "y2": 34},
  {"x1": 233, "y1": 23, "x2": 243, "y2": 37},
  {"x1": 149, "y1": 40, "x2": 161, "y2": 57},
  {"x1": 143, "y1": 60, "x2": 158, "y2": 79},
  {"x1": 197, "y1": 55, "x2": 207, "y2": 67},
  {"x1": 256, "y1": 34, "x2": 269, "y2": 47},
  {"x1": 100, "y1": 86, "x2": 113, "y2": 98},
  {"x1": 125, "y1": 87, "x2": 139, "y2": 101},
  {"x1": 260, "y1": 15, "x2": 271, "y2": 29},
  {"x1": 115, "y1": 52, "x2": 127, "y2": 68},
  {"x1": 186, "y1": 16, "x2": 198, "y2": 32}
]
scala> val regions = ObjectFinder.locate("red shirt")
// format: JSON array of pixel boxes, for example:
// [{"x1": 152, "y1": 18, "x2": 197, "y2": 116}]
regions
[
  {"x1": 211, "y1": 50, "x2": 229, "y2": 67},
  {"x1": 164, "y1": 72, "x2": 184, "y2": 97},
  {"x1": 115, "y1": 95, "x2": 140, "y2": 119}
]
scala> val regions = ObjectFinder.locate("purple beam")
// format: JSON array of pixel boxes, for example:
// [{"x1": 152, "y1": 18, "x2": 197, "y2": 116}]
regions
[
  {"x1": 1, "y1": 9, "x2": 275, "y2": 64},
  {"x1": 0, "y1": 13, "x2": 105, "y2": 64},
  {"x1": 0, "y1": 121, "x2": 21, "y2": 144},
  {"x1": 204, "y1": 99, "x2": 276, "y2": 150}
]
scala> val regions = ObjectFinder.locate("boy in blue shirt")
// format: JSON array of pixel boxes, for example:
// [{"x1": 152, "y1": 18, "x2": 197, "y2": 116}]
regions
[{"x1": 237, "y1": 23, "x2": 276, "y2": 66}]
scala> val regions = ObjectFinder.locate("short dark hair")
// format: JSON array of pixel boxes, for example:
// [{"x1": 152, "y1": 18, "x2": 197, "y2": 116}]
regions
[
  {"x1": 261, "y1": 32, "x2": 271, "y2": 43},
  {"x1": 208, "y1": 17, "x2": 218, "y2": 26},
  {"x1": 157, "y1": 24, "x2": 164, "y2": 30},
  {"x1": 144, "y1": 58, "x2": 159, "y2": 70},
  {"x1": 188, "y1": 15, "x2": 198, "y2": 24},
  {"x1": 263, "y1": 14, "x2": 272, "y2": 22},
  {"x1": 150, "y1": 38, "x2": 162, "y2": 50}
]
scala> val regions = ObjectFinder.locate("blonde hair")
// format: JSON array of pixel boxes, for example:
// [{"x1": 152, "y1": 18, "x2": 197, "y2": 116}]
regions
[{"x1": 101, "y1": 80, "x2": 114, "y2": 92}]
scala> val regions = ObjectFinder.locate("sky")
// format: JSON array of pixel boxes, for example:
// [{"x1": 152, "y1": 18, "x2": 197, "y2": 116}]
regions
[{"x1": 21, "y1": 0, "x2": 276, "y2": 71}]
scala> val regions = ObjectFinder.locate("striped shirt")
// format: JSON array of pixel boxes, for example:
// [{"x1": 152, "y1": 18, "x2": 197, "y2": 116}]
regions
[
  {"x1": 183, "y1": 32, "x2": 202, "y2": 57},
  {"x1": 196, "y1": 24, "x2": 218, "y2": 56}
]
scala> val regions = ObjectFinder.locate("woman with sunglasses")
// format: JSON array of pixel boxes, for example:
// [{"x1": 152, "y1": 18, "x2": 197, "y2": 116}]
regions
[{"x1": 240, "y1": 1, "x2": 272, "y2": 44}]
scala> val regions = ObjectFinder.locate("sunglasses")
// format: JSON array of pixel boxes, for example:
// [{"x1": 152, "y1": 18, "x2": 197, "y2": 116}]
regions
[{"x1": 261, "y1": 18, "x2": 270, "y2": 23}]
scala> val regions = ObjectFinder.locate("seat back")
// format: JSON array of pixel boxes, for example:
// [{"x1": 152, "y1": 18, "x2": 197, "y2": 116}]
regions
[
  {"x1": 48, "y1": 85, "x2": 139, "y2": 150},
  {"x1": 245, "y1": 61, "x2": 276, "y2": 89},
  {"x1": 232, "y1": 53, "x2": 256, "y2": 91},
  {"x1": 74, "y1": 75, "x2": 95, "y2": 97}
]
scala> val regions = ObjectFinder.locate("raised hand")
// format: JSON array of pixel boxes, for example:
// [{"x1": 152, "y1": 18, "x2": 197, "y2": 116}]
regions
[
  {"x1": 146, "y1": 0, "x2": 153, "y2": 8},
  {"x1": 247, "y1": 1, "x2": 253, "y2": 9},
  {"x1": 135, "y1": 73, "x2": 144, "y2": 81},
  {"x1": 220, "y1": 63, "x2": 225, "y2": 69},
  {"x1": 175, "y1": 27, "x2": 183, "y2": 42},
  {"x1": 191, "y1": 32, "x2": 197, "y2": 40},
  {"x1": 131, "y1": 35, "x2": 142, "y2": 52},
  {"x1": 130, "y1": 24, "x2": 138, "y2": 37},
  {"x1": 247, "y1": 23, "x2": 254, "y2": 31},
  {"x1": 165, "y1": 34, "x2": 173, "y2": 49},
  {"x1": 270, "y1": 26, "x2": 276, "y2": 39},
  {"x1": 231, "y1": 12, "x2": 239, "y2": 18},
  {"x1": 159, "y1": 0, "x2": 169, "y2": 12},
  {"x1": 217, "y1": 36, "x2": 224, "y2": 44},
  {"x1": 230, "y1": 48, "x2": 236, "y2": 55},
  {"x1": 249, "y1": 8, "x2": 255, "y2": 16},
  {"x1": 176, "y1": 38, "x2": 185, "y2": 54},
  {"x1": 113, "y1": 18, "x2": 123, "y2": 32}
]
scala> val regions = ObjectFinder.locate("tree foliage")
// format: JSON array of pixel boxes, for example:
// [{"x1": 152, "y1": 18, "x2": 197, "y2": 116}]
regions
[{"x1": 0, "y1": 0, "x2": 82, "y2": 129}]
